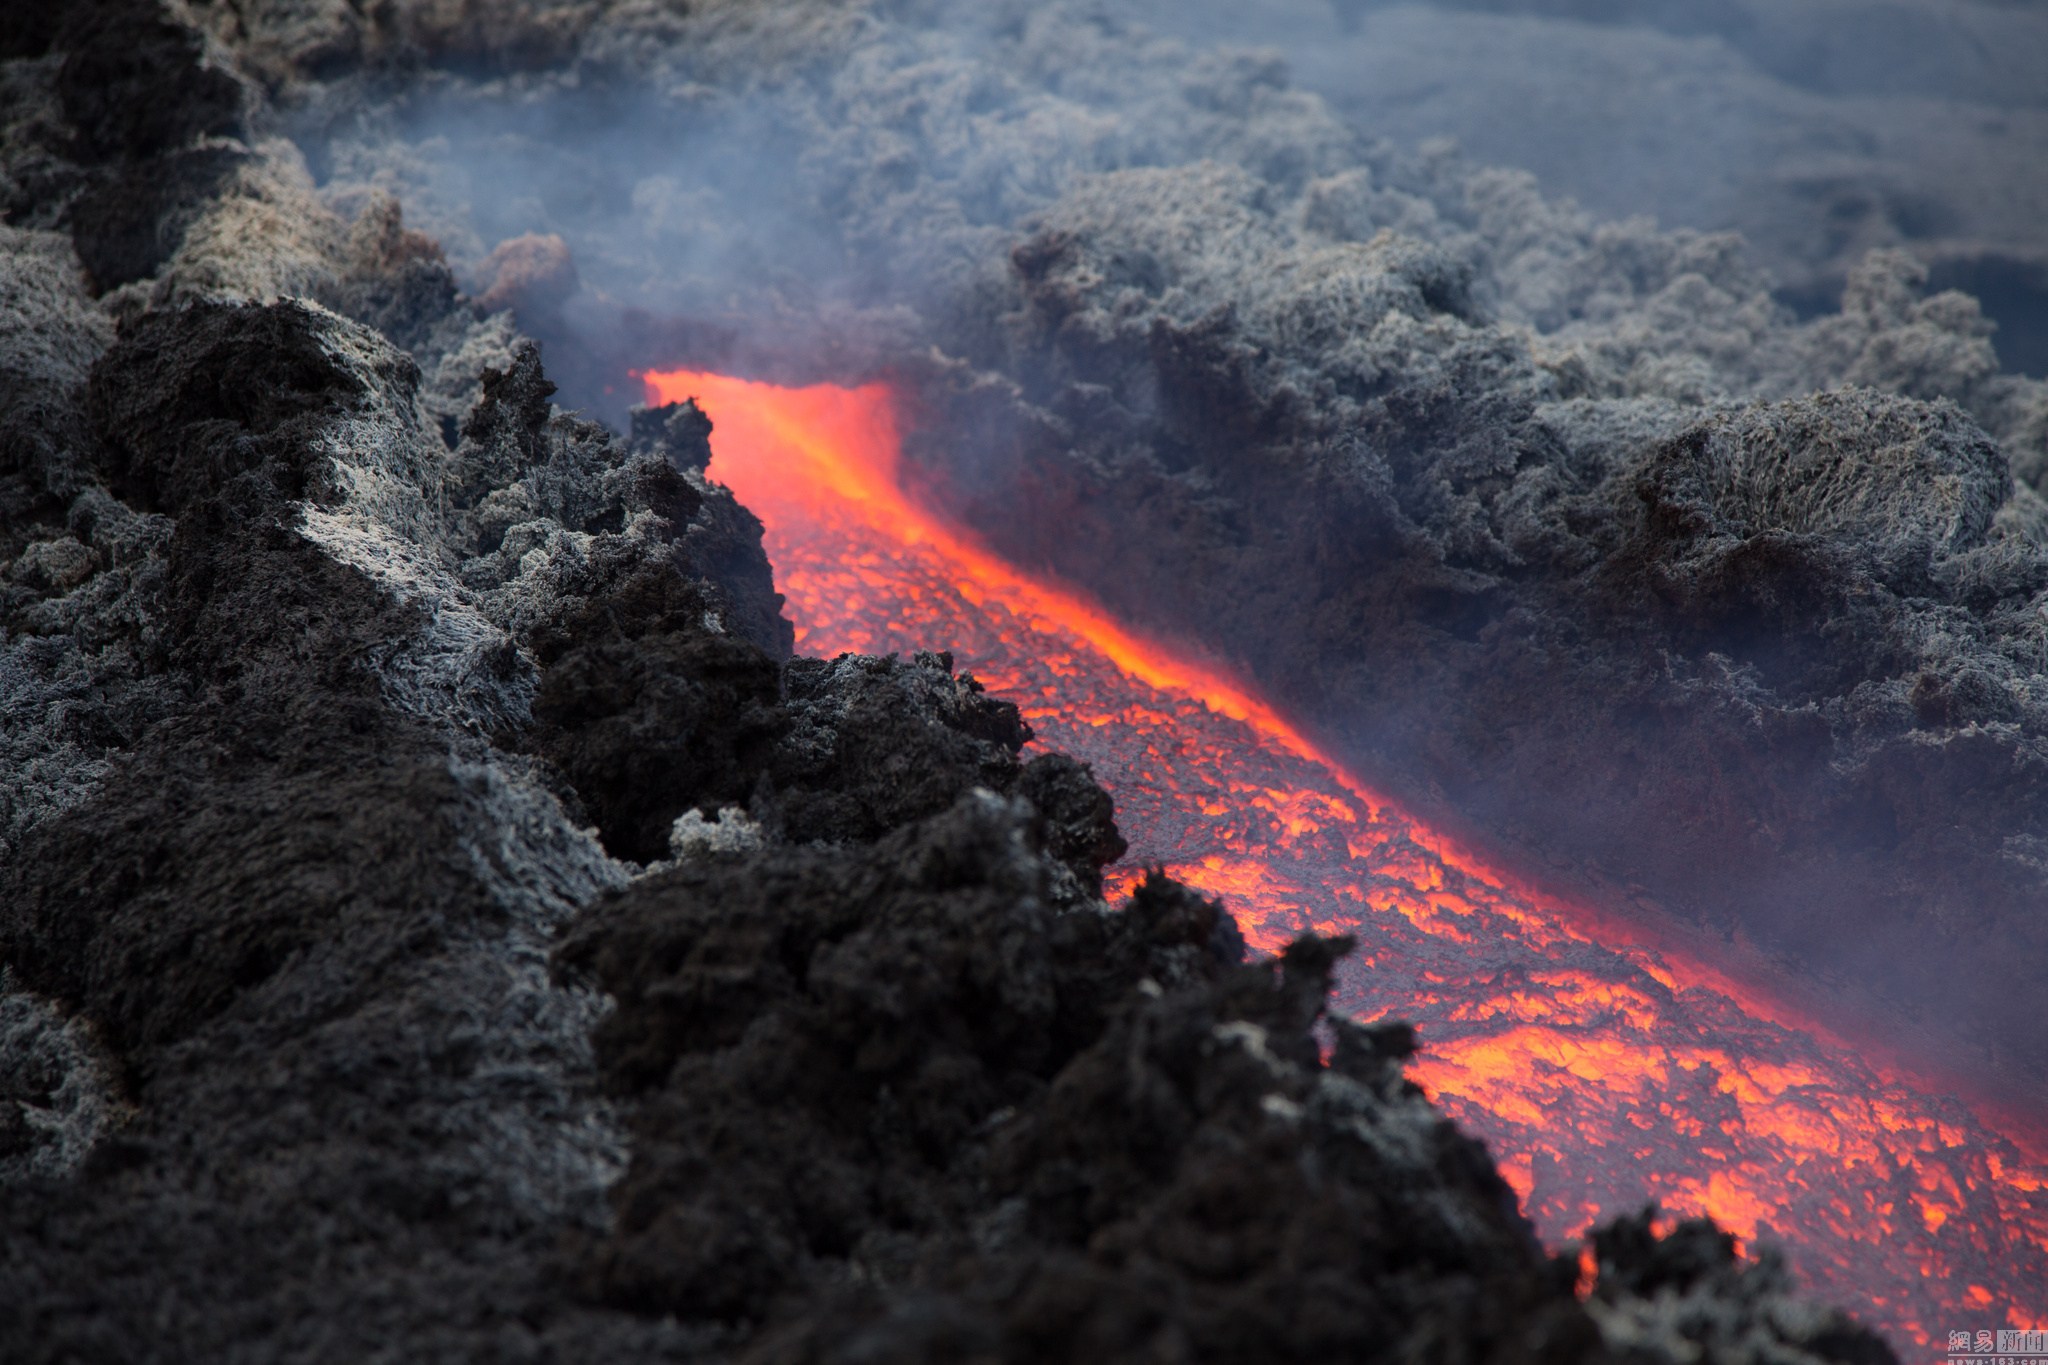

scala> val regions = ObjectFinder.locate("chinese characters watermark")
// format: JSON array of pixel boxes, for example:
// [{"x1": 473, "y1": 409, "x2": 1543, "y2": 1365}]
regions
[{"x1": 1947, "y1": 1329, "x2": 2048, "y2": 1364}]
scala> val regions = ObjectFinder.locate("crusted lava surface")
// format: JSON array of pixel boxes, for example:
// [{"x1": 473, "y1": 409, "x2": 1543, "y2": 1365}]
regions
[{"x1": 911, "y1": 244, "x2": 2048, "y2": 1087}]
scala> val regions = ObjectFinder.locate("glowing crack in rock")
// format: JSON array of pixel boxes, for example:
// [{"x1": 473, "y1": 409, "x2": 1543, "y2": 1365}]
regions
[{"x1": 642, "y1": 367, "x2": 2048, "y2": 1348}]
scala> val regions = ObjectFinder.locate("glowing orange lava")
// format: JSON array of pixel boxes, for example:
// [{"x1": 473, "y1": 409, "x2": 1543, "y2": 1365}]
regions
[{"x1": 643, "y1": 367, "x2": 2048, "y2": 1349}]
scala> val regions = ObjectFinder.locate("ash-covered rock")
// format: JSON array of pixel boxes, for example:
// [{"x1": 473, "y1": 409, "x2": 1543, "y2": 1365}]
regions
[
  {"x1": 0, "y1": 969, "x2": 124, "y2": 1185},
  {"x1": 0, "y1": 37, "x2": 799, "y2": 1345},
  {"x1": 1145, "y1": 0, "x2": 2048, "y2": 367},
  {"x1": 556, "y1": 827, "x2": 1887, "y2": 1364},
  {"x1": 42, "y1": 0, "x2": 246, "y2": 293},
  {"x1": 0, "y1": 224, "x2": 178, "y2": 866},
  {"x1": 1627, "y1": 392, "x2": 2009, "y2": 563},
  {"x1": 1585, "y1": 1207, "x2": 1910, "y2": 1365},
  {"x1": 0, "y1": 271, "x2": 628, "y2": 1357},
  {"x1": 932, "y1": 200, "x2": 2048, "y2": 1079}
]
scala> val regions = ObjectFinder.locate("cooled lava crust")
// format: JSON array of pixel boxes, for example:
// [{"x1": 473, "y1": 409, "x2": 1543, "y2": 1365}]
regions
[
  {"x1": 908, "y1": 235, "x2": 2048, "y2": 1093},
  {"x1": 0, "y1": 0, "x2": 1980, "y2": 1360}
]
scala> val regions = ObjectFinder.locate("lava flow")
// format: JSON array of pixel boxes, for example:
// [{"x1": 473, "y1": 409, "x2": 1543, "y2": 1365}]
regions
[{"x1": 643, "y1": 367, "x2": 2048, "y2": 1349}]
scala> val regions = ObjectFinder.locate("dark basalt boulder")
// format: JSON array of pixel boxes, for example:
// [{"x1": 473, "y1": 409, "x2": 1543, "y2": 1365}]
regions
[{"x1": 53, "y1": 0, "x2": 243, "y2": 166}]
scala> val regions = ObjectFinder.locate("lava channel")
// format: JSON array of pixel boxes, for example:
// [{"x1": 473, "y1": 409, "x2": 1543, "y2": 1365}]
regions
[{"x1": 642, "y1": 367, "x2": 2048, "y2": 1349}]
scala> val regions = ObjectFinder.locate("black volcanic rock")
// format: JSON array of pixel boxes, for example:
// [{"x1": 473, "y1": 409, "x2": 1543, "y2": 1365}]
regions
[
  {"x1": 527, "y1": 554, "x2": 785, "y2": 862},
  {"x1": 89, "y1": 298, "x2": 380, "y2": 514},
  {"x1": 1017, "y1": 750, "x2": 1131, "y2": 895},
  {"x1": 769, "y1": 651, "x2": 1032, "y2": 846},
  {"x1": 554, "y1": 842, "x2": 1580, "y2": 1360},
  {"x1": 53, "y1": 0, "x2": 243, "y2": 166},
  {"x1": 37, "y1": 0, "x2": 250, "y2": 296},
  {"x1": 67, "y1": 144, "x2": 250, "y2": 294}
]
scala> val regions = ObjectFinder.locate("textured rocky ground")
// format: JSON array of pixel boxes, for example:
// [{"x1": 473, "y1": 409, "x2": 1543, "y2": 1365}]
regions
[
  {"x1": 1133, "y1": 0, "x2": 2048, "y2": 375},
  {"x1": 921, "y1": 195, "x2": 2048, "y2": 1092}
]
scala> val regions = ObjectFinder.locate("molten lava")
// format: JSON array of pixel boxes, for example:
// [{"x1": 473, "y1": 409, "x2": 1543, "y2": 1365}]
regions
[{"x1": 643, "y1": 367, "x2": 2048, "y2": 1348}]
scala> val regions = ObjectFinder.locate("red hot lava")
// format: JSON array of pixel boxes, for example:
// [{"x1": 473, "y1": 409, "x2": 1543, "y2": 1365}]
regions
[{"x1": 642, "y1": 368, "x2": 2048, "y2": 1350}]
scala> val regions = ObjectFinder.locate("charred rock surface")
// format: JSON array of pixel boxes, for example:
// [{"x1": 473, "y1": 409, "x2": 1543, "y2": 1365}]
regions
[
  {"x1": 43, "y1": 0, "x2": 249, "y2": 294},
  {"x1": 555, "y1": 826, "x2": 1882, "y2": 1364},
  {"x1": 557, "y1": 845, "x2": 1568, "y2": 1360}
]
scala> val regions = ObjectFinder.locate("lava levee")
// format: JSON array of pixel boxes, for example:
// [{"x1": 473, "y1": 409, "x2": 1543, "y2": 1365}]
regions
[{"x1": 642, "y1": 368, "x2": 2048, "y2": 1348}]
